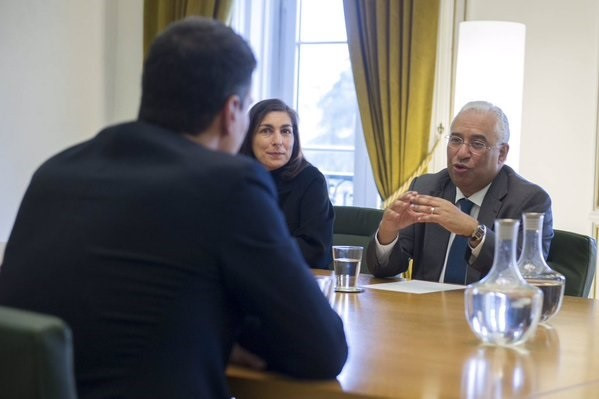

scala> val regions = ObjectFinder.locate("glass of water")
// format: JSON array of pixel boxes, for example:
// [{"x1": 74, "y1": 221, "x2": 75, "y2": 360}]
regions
[{"x1": 332, "y1": 245, "x2": 364, "y2": 293}]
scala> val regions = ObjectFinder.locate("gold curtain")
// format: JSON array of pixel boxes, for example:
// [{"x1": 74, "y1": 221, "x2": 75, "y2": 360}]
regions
[
  {"x1": 343, "y1": 0, "x2": 440, "y2": 205},
  {"x1": 143, "y1": 0, "x2": 234, "y2": 58}
]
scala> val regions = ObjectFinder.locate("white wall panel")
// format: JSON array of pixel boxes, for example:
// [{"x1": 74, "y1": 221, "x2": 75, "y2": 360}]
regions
[{"x1": 0, "y1": 0, "x2": 142, "y2": 244}]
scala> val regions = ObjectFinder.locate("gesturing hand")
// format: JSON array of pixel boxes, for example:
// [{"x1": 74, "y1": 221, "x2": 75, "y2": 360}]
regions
[
  {"x1": 229, "y1": 344, "x2": 267, "y2": 370},
  {"x1": 377, "y1": 191, "x2": 421, "y2": 244},
  {"x1": 408, "y1": 194, "x2": 478, "y2": 237}
]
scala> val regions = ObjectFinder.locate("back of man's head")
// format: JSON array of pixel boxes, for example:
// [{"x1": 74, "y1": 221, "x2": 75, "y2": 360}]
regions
[{"x1": 138, "y1": 17, "x2": 256, "y2": 135}]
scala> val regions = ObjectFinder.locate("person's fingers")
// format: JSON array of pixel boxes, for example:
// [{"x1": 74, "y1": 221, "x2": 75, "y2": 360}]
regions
[
  {"x1": 229, "y1": 345, "x2": 267, "y2": 370},
  {"x1": 410, "y1": 203, "x2": 436, "y2": 215}
]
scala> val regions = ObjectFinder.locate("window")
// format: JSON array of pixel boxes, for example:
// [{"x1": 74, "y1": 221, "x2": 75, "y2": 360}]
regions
[{"x1": 232, "y1": 0, "x2": 379, "y2": 207}]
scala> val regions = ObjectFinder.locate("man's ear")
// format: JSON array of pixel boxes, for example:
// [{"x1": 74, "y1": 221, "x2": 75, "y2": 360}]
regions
[
  {"x1": 219, "y1": 94, "x2": 242, "y2": 138},
  {"x1": 498, "y1": 143, "x2": 509, "y2": 164}
]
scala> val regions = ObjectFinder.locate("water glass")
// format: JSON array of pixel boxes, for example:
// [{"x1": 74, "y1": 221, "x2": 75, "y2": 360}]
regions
[{"x1": 332, "y1": 245, "x2": 364, "y2": 293}]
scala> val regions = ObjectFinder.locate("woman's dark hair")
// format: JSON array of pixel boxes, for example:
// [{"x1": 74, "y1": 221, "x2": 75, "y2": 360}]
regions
[
  {"x1": 138, "y1": 17, "x2": 256, "y2": 135},
  {"x1": 239, "y1": 99, "x2": 308, "y2": 179}
]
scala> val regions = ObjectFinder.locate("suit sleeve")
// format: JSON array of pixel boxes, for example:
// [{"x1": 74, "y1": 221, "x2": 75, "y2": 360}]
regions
[
  {"x1": 218, "y1": 165, "x2": 347, "y2": 379},
  {"x1": 365, "y1": 178, "x2": 418, "y2": 278}
]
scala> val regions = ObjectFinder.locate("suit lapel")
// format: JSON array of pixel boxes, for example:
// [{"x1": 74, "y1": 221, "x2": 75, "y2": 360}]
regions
[{"x1": 478, "y1": 166, "x2": 509, "y2": 227}]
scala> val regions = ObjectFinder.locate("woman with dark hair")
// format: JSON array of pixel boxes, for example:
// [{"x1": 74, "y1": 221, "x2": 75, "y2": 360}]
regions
[{"x1": 239, "y1": 99, "x2": 334, "y2": 269}]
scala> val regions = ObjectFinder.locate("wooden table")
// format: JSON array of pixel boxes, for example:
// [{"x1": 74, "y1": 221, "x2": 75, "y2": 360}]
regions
[{"x1": 228, "y1": 271, "x2": 599, "y2": 398}]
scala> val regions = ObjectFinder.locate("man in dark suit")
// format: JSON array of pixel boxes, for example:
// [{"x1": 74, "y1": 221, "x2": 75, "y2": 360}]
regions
[
  {"x1": 366, "y1": 101, "x2": 553, "y2": 284},
  {"x1": 0, "y1": 17, "x2": 347, "y2": 399}
]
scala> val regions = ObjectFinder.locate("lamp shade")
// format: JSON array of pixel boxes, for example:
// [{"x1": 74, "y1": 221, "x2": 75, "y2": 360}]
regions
[{"x1": 453, "y1": 21, "x2": 526, "y2": 170}]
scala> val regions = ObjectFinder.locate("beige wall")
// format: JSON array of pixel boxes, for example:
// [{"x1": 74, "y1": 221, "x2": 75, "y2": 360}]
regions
[
  {"x1": 465, "y1": 0, "x2": 599, "y2": 235},
  {"x1": 0, "y1": 0, "x2": 143, "y2": 243}
]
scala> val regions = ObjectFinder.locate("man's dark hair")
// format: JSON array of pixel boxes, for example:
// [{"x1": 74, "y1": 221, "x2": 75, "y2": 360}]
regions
[
  {"x1": 138, "y1": 17, "x2": 256, "y2": 135},
  {"x1": 239, "y1": 98, "x2": 308, "y2": 180}
]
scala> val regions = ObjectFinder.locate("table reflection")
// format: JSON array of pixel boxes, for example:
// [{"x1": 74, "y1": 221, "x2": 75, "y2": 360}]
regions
[
  {"x1": 461, "y1": 323, "x2": 560, "y2": 399},
  {"x1": 531, "y1": 323, "x2": 560, "y2": 352},
  {"x1": 528, "y1": 323, "x2": 561, "y2": 384},
  {"x1": 462, "y1": 345, "x2": 535, "y2": 398},
  {"x1": 330, "y1": 291, "x2": 360, "y2": 324}
]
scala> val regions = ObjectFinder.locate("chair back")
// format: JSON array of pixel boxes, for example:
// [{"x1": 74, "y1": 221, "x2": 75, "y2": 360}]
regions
[
  {"x1": 333, "y1": 206, "x2": 384, "y2": 274},
  {"x1": 546, "y1": 229, "x2": 597, "y2": 297},
  {"x1": 0, "y1": 306, "x2": 77, "y2": 399}
]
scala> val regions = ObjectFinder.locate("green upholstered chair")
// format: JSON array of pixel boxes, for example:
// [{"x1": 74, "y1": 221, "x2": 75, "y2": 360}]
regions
[
  {"x1": 0, "y1": 306, "x2": 77, "y2": 399},
  {"x1": 546, "y1": 229, "x2": 597, "y2": 297},
  {"x1": 333, "y1": 206, "x2": 384, "y2": 275}
]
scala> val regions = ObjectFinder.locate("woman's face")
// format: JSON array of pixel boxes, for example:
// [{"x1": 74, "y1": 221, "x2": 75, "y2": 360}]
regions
[{"x1": 252, "y1": 111, "x2": 295, "y2": 171}]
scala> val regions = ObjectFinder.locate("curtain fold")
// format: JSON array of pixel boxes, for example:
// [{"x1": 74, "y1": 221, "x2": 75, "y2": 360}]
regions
[
  {"x1": 143, "y1": 0, "x2": 234, "y2": 58},
  {"x1": 343, "y1": 0, "x2": 440, "y2": 205}
]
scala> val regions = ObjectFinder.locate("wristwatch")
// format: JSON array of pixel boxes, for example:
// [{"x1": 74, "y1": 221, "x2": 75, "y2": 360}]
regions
[{"x1": 470, "y1": 224, "x2": 486, "y2": 247}]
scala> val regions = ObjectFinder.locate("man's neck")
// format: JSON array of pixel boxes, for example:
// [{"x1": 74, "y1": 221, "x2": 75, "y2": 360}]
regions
[{"x1": 184, "y1": 130, "x2": 219, "y2": 150}]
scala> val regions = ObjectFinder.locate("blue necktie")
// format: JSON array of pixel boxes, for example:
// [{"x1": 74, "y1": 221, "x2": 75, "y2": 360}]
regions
[{"x1": 444, "y1": 199, "x2": 475, "y2": 284}]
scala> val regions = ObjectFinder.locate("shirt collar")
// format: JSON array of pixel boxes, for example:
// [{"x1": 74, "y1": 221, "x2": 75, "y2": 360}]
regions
[{"x1": 455, "y1": 183, "x2": 491, "y2": 207}]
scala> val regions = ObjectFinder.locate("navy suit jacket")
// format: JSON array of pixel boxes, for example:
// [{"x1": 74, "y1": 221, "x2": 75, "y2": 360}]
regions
[
  {"x1": 366, "y1": 166, "x2": 553, "y2": 283},
  {"x1": 0, "y1": 121, "x2": 347, "y2": 399}
]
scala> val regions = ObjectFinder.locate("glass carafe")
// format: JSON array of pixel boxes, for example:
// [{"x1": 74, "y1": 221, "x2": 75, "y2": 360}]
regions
[
  {"x1": 465, "y1": 219, "x2": 543, "y2": 345},
  {"x1": 517, "y1": 212, "x2": 565, "y2": 322}
]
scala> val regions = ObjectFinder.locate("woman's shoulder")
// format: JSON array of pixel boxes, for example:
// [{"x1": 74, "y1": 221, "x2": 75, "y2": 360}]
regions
[
  {"x1": 295, "y1": 163, "x2": 327, "y2": 185},
  {"x1": 275, "y1": 162, "x2": 326, "y2": 191}
]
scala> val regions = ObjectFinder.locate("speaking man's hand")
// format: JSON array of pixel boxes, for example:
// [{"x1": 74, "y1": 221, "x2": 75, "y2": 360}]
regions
[
  {"x1": 377, "y1": 191, "x2": 422, "y2": 245},
  {"x1": 408, "y1": 194, "x2": 478, "y2": 237}
]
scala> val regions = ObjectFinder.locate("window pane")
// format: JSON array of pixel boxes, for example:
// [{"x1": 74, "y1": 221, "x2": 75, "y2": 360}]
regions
[
  {"x1": 299, "y1": 0, "x2": 347, "y2": 42},
  {"x1": 296, "y1": 43, "x2": 357, "y2": 145},
  {"x1": 327, "y1": 175, "x2": 354, "y2": 206},
  {"x1": 303, "y1": 149, "x2": 354, "y2": 174},
  {"x1": 296, "y1": 42, "x2": 359, "y2": 205}
]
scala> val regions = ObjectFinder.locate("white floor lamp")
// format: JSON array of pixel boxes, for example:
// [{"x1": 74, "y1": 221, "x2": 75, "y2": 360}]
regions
[{"x1": 453, "y1": 21, "x2": 526, "y2": 171}]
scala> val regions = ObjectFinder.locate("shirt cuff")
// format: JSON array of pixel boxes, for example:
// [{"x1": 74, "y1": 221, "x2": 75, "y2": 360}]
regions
[
  {"x1": 468, "y1": 233, "x2": 486, "y2": 257},
  {"x1": 375, "y1": 229, "x2": 399, "y2": 265}
]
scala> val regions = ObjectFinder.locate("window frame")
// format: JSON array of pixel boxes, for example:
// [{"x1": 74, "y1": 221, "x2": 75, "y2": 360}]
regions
[{"x1": 232, "y1": 0, "x2": 380, "y2": 207}]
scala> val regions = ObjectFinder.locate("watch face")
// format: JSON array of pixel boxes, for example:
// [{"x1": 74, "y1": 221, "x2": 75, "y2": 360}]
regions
[{"x1": 479, "y1": 226, "x2": 486, "y2": 238}]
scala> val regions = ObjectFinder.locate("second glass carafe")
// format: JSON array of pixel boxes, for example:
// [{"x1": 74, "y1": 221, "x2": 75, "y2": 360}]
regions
[{"x1": 517, "y1": 212, "x2": 565, "y2": 322}]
